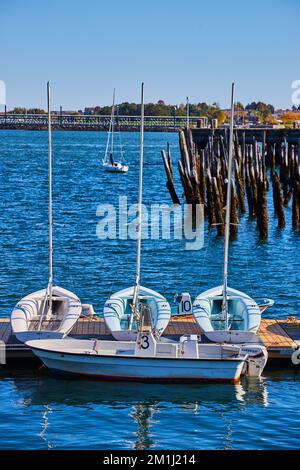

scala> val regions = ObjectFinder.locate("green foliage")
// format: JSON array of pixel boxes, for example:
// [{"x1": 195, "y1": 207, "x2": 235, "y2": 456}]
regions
[
  {"x1": 27, "y1": 108, "x2": 46, "y2": 114},
  {"x1": 245, "y1": 101, "x2": 274, "y2": 115},
  {"x1": 13, "y1": 107, "x2": 27, "y2": 114},
  {"x1": 235, "y1": 101, "x2": 244, "y2": 111},
  {"x1": 11, "y1": 99, "x2": 279, "y2": 126},
  {"x1": 13, "y1": 107, "x2": 46, "y2": 114},
  {"x1": 93, "y1": 100, "x2": 225, "y2": 120}
]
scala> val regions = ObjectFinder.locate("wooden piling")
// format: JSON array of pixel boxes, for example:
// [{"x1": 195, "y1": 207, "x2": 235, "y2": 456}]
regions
[
  {"x1": 206, "y1": 171, "x2": 216, "y2": 226},
  {"x1": 172, "y1": 128, "x2": 300, "y2": 241},
  {"x1": 272, "y1": 172, "x2": 286, "y2": 228},
  {"x1": 198, "y1": 150, "x2": 206, "y2": 207},
  {"x1": 245, "y1": 148, "x2": 256, "y2": 217},
  {"x1": 230, "y1": 189, "x2": 239, "y2": 239},
  {"x1": 292, "y1": 181, "x2": 300, "y2": 228},
  {"x1": 212, "y1": 176, "x2": 225, "y2": 236},
  {"x1": 161, "y1": 147, "x2": 181, "y2": 205},
  {"x1": 256, "y1": 180, "x2": 268, "y2": 240},
  {"x1": 235, "y1": 158, "x2": 246, "y2": 214}
]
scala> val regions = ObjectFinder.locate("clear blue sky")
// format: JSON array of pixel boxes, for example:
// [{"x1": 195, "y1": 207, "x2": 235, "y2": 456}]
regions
[{"x1": 1, "y1": 0, "x2": 299, "y2": 110}]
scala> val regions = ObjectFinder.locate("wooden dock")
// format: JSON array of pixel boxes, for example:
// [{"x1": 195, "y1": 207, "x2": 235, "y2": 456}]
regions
[{"x1": 1, "y1": 315, "x2": 299, "y2": 365}]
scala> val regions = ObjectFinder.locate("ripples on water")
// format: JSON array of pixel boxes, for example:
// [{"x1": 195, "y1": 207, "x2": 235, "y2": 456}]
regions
[
  {"x1": 1, "y1": 368, "x2": 300, "y2": 449},
  {"x1": 0, "y1": 130, "x2": 299, "y2": 449}
]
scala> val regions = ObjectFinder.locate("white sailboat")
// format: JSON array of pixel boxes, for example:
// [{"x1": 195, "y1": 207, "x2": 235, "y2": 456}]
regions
[
  {"x1": 102, "y1": 89, "x2": 128, "y2": 173},
  {"x1": 11, "y1": 82, "x2": 82, "y2": 343},
  {"x1": 103, "y1": 83, "x2": 171, "y2": 340},
  {"x1": 193, "y1": 83, "x2": 271, "y2": 344},
  {"x1": 26, "y1": 330, "x2": 268, "y2": 383}
]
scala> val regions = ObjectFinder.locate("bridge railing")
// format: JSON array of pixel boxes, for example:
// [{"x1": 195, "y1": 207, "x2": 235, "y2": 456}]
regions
[{"x1": 0, "y1": 114, "x2": 200, "y2": 128}]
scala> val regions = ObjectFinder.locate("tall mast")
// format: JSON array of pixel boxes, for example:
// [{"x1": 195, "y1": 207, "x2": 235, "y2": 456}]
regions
[
  {"x1": 111, "y1": 88, "x2": 115, "y2": 155},
  {"x1": 47, "y1": 82, "x2": 53, "y2": 314},
  {"x1": 130, "y1": 82, "x2": 144, "y2": 326},
  {"x1": 222, "y1": 82, "x2": 235, "y2": 329}
]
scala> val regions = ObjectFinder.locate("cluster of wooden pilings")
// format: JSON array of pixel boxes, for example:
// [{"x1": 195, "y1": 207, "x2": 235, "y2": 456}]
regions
[{"x1": 161, "y1": 128, "x2": 300, "y2": 239}]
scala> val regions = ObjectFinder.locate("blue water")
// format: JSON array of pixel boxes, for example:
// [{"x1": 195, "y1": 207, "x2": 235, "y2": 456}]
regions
[{"x1": 0, "y1": 130, "x2": 299, "y2": 449}]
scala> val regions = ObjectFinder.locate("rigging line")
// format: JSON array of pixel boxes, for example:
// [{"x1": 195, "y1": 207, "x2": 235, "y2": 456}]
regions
[
  {"x1": 222, "y1": 82, "x2": 235, "y2": 330},
  {"x1": 198, "y1": 222, "x2": 211, "y2": 286},
  {"x1": 111, "y1": 88, "x2": 115, "y2": 155},
  {"x1": 47, "y1": 82, "x2": 53, "y2": 316},
  {"x1": 38, "y1": 81, "x2": 53, "y2": 332},
  {"x1": 104, "y1": 116, "x2": 112, "y2": 163},
  {"x1": 116, "y1": 104, "x2": 125, "y2": 162},
  {"x1": 104, "y1": 89, "x2": 115, "y2": 163},
  {"x1": 131, "y1": 82, "x2": 144, "y2": 325}
]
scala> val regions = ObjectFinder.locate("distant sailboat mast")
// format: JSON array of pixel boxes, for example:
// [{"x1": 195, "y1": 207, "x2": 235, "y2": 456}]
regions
[
  {"x1": 102, "y1": 89, "x2": 128, "y2": 173},
  {"x1": 222, "y1": 82, "x2": 235, "y2": 330},
  {"x1": 130, "y1": 82, "x2": 145, "y2": 329},
  {"x1": 111, "y1": 88, "x2": 115, "y2": 162},
  {"x1": 103, "y1": 88, "x2": 115, "y2": 165}
]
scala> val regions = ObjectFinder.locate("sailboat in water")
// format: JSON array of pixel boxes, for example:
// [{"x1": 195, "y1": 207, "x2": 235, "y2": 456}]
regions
[
  {"x1": 102, "y1": 89, "x2": 128, "y2": 173},
  {"x1": 193, "y1": 83, "x2": 271, "y2": 344},
  {"x1": 11, "y1": 83, "x2": 82, "y2": 343},
  {"x1": 103, "y1": 83, "x2": 171, "y2": 340}
]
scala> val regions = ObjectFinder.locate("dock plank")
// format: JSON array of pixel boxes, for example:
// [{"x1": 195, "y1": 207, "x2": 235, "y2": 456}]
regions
[{"x1": 257, "y1": 319, "x2": 297, "y2": 349}]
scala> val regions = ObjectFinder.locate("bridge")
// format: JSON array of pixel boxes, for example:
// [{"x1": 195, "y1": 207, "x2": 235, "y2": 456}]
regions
[
  {"x1": 0, "y1": 113, "x2": 200, "y2": 131},
  {"x1": 1, "y1": 114, "x2": 299, "y2": 144}
]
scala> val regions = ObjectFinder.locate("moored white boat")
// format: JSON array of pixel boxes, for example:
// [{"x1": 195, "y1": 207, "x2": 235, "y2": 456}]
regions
[
  {"x1": 27, "y1": 331, "x2": 268, "y2": 383},
  {"x1": 11, "y1": 286, "x2": 81, "y2": 342},
  {"x1": 102, "y1": 161, "x2": 128, "y2": 173},
  {"x1": 102, "y1": 89, "x2": 128, "y2": 173},
  {"x1": 193, "y1": 285, "x2": 261, "y2": 343},
  {"x1": 103, "y1": 285, "x2": 171, "y2": 340}
]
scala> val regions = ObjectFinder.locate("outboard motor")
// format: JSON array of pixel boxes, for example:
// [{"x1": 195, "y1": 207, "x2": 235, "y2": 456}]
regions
[
  {"x1": 240, "y1": 345, "x2": 268, "y2": 377},
  {"x1": 174, "y1": 293, "x2": 192, "y2": 315}
]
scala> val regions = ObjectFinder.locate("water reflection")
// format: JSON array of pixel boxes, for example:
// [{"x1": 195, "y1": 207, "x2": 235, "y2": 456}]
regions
[
  {"x1": 131, "y1": 402, "x2": 155, "y2": 450},
  {"x1": 3, "y1": 368, "x2": 270, "y2": 450},
  {"x1": 39, "y1": 404, "x2": 54, "y2": 450}
]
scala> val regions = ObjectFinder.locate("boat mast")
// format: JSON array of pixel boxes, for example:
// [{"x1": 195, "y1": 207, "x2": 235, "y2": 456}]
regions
[
  {"x1": 130, "y1": 82, "x2": 145, "y2": 327},
  {"x1": 111, "y1": 88, "x2": 115, "y2": 156},
  {"x1": 222, "y1": 82, "x2": 235, "y2": 329},
  {"x1": 47, "y1": 82, "x2": 53, "y2": 314}
]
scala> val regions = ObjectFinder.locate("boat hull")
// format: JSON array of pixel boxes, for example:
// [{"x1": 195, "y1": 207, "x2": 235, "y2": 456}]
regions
[
  {"x1": 103, "y1": 285, "x2": 171, "y2": 341},
  {"x1": 29, "y1": 347, "x2": 245, "y2": 383},
  {"x1": 204, "y1": 330, "x2": 260, "y2": 344},
  {"x1": 13, "y1": 331, "x2": 65, "y2": 343},
  {"x1": 11, "y1": 285, "x2": 82, "y2": 343},
  {"x1": 193, "y1": 285, "x2": 262, "y2": 344},
  {"x1": 103, "y1": 163, "x2": 128, "y2": 173}
]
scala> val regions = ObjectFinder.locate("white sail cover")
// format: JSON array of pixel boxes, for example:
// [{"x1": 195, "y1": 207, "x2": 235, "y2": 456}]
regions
[
  {"x1": 11, "y1": 285, "x2": 82, "y2": 343},
  {"x1": 193, "y1": 285, "x2": 262, "y2": 343}
]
